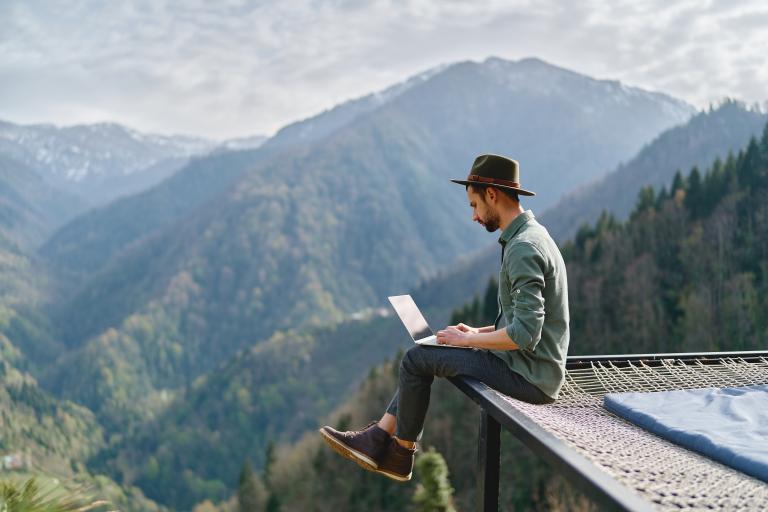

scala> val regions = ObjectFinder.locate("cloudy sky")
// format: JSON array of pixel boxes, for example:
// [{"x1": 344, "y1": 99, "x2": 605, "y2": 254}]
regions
[{"x1": 1, "y1": 0, "x2": 766, "y2": 139}]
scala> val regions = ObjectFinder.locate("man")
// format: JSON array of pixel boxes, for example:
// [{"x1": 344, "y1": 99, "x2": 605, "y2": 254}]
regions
[{"x1": 319, "y1": 154, "x2": 570, "y2": 482}]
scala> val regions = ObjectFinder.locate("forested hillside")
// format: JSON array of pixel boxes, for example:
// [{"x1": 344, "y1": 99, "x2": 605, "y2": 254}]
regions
[
  {"x1": 0, "y1": 354, "x2": 163, "y2": 511},
  {"x1": 566, "y1": 122, "x2": 768, "y2": 355},
  {"x1": 0, "y1": 154, "x2": 77, "y2": 371},
  {"x1": 91, "y1": 313, "x2": 409, "y2": 509},
  {"x1": 0, "y1": 154, "x2": 85, "y2": 252}
]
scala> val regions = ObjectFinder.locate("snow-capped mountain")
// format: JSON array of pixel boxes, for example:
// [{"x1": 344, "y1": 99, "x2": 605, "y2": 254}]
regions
[
  {"x1": 0, "y1": 120, "x2": 231, "y2": 209},
  {"x1": 215, "y1": 134, "x2": 269, "y2": 151},
  {"x1": 0, "y1": 120, "x2": 216, "y2": 182},
  {"x1": 483, "y1": 56, "x2": 692, "y2": 119}
]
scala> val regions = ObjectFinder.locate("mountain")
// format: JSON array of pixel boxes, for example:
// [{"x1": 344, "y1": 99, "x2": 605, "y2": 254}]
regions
[
  {"x1": 541, "y1": 100, "x2": 768, "y2": 241},
  {"x1": 0, "y1": 153, "x2": 80, "y2": 369},
  {"x1": 37, "y1": 66, "x2": 450, "y2": 282},
  {"x1": 0, "y1": 153, "x2": 86, "y2": 251},
  {"x1": 261, "y1": 64, "x2": 449, "y2": 151},
  {"x1": 42, "y1": 56, "x2": 693, "y2": 279},
  {"x1": 38, "y1": 56, "x2": 695, "y2": 438},
  {"x1": 0, "y1": 119, "x2": 218, "y2": 208},
  {"x1": 38, "y1": 147, "x2": 273, "y2": 283}
]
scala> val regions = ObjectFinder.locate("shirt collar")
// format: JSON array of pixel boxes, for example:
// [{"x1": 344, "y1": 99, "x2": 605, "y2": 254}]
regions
[{"x1": 498, "y1": 209, "x2": 535, "y2": 245}]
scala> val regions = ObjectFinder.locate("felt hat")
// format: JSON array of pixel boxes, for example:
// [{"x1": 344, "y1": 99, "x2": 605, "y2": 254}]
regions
[{"x1": 450, "y1": 154, "x2": 535, "y2": 196}]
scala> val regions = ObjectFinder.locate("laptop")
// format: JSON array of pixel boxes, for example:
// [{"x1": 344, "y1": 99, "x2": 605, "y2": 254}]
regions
[{"x1": 388, "y1": 294, "x2": 470, "y2": 349}]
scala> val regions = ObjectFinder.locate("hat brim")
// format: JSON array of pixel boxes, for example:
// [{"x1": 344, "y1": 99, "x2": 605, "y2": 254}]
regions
[{"x1": 450, "y1": 179, "x2": 536, "y2": 196}]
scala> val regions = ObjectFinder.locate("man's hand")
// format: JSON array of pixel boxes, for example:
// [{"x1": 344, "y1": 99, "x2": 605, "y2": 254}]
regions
[
  {"x1": 451, "y1": 323, "x2": 479, "y2": 334},
  {"x1": 436, "y1": 326, "x2": 473, "y2": 347}
]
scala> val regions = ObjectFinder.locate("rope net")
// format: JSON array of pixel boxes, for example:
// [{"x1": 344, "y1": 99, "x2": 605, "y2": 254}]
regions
[{"x1": 494, "y1": 356, "x2": 768, "y2": 510}]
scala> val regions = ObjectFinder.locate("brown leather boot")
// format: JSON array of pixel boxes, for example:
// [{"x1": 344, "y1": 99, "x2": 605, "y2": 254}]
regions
[
  {"x1": 319, "y1": 421, "x2": 391, "y2": 470},
  {"x1": 373, "y1": 438, "x2": 416, "y2": 482}
]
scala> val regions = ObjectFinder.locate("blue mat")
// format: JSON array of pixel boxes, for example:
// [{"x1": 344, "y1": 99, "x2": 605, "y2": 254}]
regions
[{"x1": 603, "y1": 384, "x2": 768, "y2": 483}]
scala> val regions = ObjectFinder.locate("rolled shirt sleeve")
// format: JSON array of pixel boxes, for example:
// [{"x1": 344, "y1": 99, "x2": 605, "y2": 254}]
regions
[{"x1": 504, "y1": 242, "x2": 546, "y2": 352}]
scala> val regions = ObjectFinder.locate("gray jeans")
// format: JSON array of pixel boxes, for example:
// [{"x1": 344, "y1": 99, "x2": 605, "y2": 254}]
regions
[{"x1": 386, "y1": 345, "x2": 554, "y2": 441}]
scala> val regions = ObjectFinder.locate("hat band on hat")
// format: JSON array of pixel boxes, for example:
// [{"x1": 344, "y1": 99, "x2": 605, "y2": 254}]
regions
[{"x1": 467, "y1": 174, "x2": 521, "y2": 188}]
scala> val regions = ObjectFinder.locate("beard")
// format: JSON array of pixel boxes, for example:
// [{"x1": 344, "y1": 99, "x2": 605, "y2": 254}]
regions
[{"x1": 482, "y1": 210, "x2": 501, "y2": 232}]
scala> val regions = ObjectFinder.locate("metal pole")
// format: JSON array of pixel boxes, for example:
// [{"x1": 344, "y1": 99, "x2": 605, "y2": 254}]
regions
[{"x1": 477, "y1": 408, "x2": 500, "y2": 512}]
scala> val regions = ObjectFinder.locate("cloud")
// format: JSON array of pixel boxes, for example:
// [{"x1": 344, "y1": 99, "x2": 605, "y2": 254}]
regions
[{"x1": 0, "y1": 0, "x2": 766, "y2": 138}]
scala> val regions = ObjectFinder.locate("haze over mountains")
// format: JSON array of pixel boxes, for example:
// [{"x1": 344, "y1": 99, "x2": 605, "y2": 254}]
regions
[
  {"x1": 3, "y1": 55, "x2": 762, "y2": 509},
  {"x1": 542, "y1": 100, "x2": 768, "y2": 241}
]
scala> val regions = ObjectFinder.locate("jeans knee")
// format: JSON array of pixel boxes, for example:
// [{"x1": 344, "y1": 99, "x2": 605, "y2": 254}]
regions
[{"x1": 400, "y1": 345, "x2": 426, "y2": 375}]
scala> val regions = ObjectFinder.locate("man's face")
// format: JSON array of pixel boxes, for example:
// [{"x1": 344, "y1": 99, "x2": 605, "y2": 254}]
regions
[{"x1": 467, "y1": 186, "x2": 501, "y2": 232}]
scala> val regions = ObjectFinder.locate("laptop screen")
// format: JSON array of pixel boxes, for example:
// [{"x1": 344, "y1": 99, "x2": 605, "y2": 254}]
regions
[{"x1": 388, "y1": 295, "x2": 434, "y2": 342}]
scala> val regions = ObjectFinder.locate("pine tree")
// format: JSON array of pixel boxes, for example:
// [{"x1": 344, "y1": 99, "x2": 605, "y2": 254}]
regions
[
  {"x1": 671, "y1": 170, "x2": 685, "y2": 195},
  {"x1": 237, "y1": 460, "x2": 259, "y2": 512},
  {"x1": 761, "y1": 122, "x2": 768, "y2": 156},
  {"x1": 262, "y1": 441, "x2": 281, "y2": 512},
  {"x1": 684, "y1": 167, "x2": 702, "y2": 218},
  {"x1": 263, "y1": 440, "x2": 276, "y2": 487},
  {"x1": 632, "y1": 185, "x2": 656, "y2": 219},
  {"x1": 412, "y1": 447, "x2": 456, "y2": 512},
  {"x1": 265, "y1": 493, "x2": 282, "y2": 512}
]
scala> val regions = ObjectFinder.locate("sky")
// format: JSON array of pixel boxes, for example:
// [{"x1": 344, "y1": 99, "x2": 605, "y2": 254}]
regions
[{"x1": 1, "y1": 0, "x2": 767, "y2": 140}]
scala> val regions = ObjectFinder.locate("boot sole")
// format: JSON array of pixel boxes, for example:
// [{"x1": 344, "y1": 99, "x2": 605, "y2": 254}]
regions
[
  {"x1": 318, "y1": 428, "x2": 378, "y2": 471},
  {"x1": 372, "y1": 467, "x2": 412, "y2": 482}
]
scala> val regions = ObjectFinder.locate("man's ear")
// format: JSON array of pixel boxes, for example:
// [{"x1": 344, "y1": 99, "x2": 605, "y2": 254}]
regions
[{"x1": 485, "y1": 187, "x2": 497, "y2": 203}]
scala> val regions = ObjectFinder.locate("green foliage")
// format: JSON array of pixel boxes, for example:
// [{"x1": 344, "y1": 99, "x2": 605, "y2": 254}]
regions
[
  {"x1": 237, "y1": 461, "x2": 259, "y2": 512},
  {"x1": 0, "y1": 362, "x2": 104, "y2": 466},
  {"x1": 92, "y1": 314, "x2": 414, "y2": 510},
  {"x1": 565, "y1": 119, "x2": 768, "y2": 355},
  {"x1": 0, "y1": 477, "x2": 108, "y2": 512},
  {"x1": 412, "y1": 448, "x2": 456, "y2": 512},
  {"x1": 262, "y1": 442, "x2": 276, "y2": 488},
  {"x1": 264, "y1": 493, "x2": 281, "y2": 512},
  {"x1": 449, "y1": 277, "x2": 497, "y2": 328},
  {"x1": 632, "y1": 186, "x2": 655, "y2": 219}
]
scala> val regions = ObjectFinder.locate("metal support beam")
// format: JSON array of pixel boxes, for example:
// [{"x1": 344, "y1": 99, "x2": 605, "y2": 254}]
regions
[{"x1": 477, "y1": 409, "x2": 500, "y2": 512}]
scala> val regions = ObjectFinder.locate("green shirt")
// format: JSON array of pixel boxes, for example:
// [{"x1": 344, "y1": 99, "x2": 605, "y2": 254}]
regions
[{"x1": 492, "y1": 210, "x2": 570, "y2": 399}]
